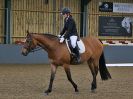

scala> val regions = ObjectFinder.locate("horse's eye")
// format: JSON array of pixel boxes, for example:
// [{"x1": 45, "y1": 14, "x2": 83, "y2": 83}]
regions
[{"x1": 27, "y1": 40, "x2": 30, "y2": 43}]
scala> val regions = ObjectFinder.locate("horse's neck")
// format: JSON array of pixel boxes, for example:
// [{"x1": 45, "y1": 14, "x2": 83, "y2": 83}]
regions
[{"x1": 34, "y1": 34, "x2": 56, "y2": 51}]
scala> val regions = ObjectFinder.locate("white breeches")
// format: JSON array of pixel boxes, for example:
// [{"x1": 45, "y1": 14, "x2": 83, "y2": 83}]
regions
[{"x1": 70, "y1": 36, "x2": 77, "y2": 48}]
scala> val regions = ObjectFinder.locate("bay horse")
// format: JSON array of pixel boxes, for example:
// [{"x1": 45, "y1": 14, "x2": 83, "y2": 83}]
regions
[{"x1": 21, "y1": 31, "x2": 111, "y2": 95}]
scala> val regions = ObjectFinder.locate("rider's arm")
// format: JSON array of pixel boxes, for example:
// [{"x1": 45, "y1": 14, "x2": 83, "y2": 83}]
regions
[
  {"x1": 60, "y1": 26, "x2": 66, "y2": 36},
  {"x1": 60, "y1": 18, "x2": 67, "y2": 36}
]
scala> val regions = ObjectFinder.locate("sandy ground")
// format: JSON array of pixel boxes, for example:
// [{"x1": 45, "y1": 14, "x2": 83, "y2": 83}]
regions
[{"x1": 0, "y1": 64, "x2": 132, "y2": 99}]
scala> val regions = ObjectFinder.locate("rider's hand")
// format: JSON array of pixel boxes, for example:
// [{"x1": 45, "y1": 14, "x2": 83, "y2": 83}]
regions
[{"x1": 59, "y1": 37, "x2": 64, "y2": 43}]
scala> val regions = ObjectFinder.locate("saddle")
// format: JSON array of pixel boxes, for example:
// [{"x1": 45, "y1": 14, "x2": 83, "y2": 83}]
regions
[{"x1": 65, "y1": 39, "x2": 85, "y2": 64}]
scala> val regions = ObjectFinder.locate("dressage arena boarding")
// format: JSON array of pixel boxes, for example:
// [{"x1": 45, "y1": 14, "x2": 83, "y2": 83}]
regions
[{"x1": 0, "y1": 64, "x2": 133, "y2": 99}]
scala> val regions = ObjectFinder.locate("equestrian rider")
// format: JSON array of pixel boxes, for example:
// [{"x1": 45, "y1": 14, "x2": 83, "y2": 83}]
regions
[{"x1": 58, "y1": 7, "x2": 80, "y2": 63}]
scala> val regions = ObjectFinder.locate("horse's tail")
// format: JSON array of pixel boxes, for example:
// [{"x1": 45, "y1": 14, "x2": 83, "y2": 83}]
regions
[{"x1": 99, "y1": 51, "x2": 111, "y2": 80}]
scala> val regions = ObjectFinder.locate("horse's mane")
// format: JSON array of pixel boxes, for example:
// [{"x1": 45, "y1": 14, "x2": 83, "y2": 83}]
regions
[
  {"x1": 43, "y1": 33, "x2": 58, "y2": 41},
  {"x1": 29, "y1": 32, "x2": 58, "y2": 41}
]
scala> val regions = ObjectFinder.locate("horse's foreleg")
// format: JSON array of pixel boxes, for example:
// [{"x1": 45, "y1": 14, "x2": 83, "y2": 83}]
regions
[
  {"x1": 64, "y1": 64, "x2": 79, "y2": 92},
  {"x1": 45, "y1": 64, "x2": 57, "y2": 95}
]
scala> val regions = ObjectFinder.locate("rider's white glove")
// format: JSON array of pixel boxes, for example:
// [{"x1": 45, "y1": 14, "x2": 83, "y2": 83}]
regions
[{"x1": 59, "y1": 37, "x2": 64, "y2": 43}]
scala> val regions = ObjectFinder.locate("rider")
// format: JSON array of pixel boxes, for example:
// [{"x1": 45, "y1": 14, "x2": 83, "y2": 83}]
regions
[{"x1": 58, "y1": 7, "x2": 80, "y2": 63}]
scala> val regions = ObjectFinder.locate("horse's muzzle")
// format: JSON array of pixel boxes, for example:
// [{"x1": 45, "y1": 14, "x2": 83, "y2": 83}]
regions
[
  {"x1": 21, "y1": 49, "x2": 29, "y2": 56},
  {"x1": 21, "y1": 51, "x2": 28, "y2": 56}
]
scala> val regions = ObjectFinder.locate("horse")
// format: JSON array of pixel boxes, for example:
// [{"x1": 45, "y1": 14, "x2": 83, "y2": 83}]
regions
[{"x1": 21, "y1": 31, "x2": 111, "y2": 95}]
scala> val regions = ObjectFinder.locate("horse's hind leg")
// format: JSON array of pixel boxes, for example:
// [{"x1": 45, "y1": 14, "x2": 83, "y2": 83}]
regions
[
  {"x1": 87, "y1": 59, "x2": 98, "y2": 92},
  {"x1": 63, "y1": 64, "x2": 79, "y2": 92},
  {"x1": 45, "y1": 64, "x2": 57, "y2": 95}
]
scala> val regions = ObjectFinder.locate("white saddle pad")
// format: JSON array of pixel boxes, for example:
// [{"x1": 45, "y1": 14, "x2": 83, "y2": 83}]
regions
[
  {"x1": 65, "y1": 39, "x2": 85, "y2": 54},
  {"x1": 77, "y1": 40, "x2": 85, "y2": 54}
]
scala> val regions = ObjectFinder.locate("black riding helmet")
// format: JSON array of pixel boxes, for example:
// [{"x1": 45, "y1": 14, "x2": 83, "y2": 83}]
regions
[{"x1": 61, "y1": 7, "x2": 71, "y2": 15}]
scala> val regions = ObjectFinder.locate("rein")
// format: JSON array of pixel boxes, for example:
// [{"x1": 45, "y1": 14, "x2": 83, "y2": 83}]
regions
[{"x1": 29, "y1": 46, "x2": 43, "y2": 53}]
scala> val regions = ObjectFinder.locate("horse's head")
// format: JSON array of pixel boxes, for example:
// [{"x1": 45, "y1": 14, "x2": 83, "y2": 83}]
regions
[
  {"x1": 121, "y1": 17, "x2": 132, "y2": 33},
  {"x1": 21, "y1": 32, "x2": 37, "y2": 56}
]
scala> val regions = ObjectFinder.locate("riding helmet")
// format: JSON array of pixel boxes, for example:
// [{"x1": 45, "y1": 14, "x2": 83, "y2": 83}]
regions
[{"x1": 61, "y1": 7, "x2": 71, "y2": 15}]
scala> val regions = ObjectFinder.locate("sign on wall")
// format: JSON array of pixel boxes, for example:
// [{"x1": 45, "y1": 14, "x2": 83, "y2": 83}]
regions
[
  {"x1": 113, "y1": 3, "x2": 133, "y2": 13},
  {"x1": 99, "y1": 2, "x2": 133, "y2": 13},
  {"x1": 99, "y1": 16, "x2": 132, "y2": 36},
  {"x1": 99, "y1": 2, "x2": 113, "y2": 12}
]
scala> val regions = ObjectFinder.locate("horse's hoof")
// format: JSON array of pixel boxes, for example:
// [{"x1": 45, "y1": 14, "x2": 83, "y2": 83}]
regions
[
  {"x1": 44, "y1": 90, "x2": 51, "y2": 95},
  {"x1": 75, "y1": 88, "x2": 79, "y2": 92},
  {"x1": 75, "y1": 91, "x2": 79, "y2": 94},
  {"x1": 44, "y1": 92, "x2": 49, "y2": 96}
]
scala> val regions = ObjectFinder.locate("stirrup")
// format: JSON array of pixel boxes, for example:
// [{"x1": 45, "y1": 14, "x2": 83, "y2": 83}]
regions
[
  {"x1": 70, "y1": 54, "x2": 81, "y2": 64},
  {"x1": 74, "y1": 56, "x2": 81, "y2": 64},
  {"x1": 76, "y1": 57, "x2": 81, "y2": 63}
]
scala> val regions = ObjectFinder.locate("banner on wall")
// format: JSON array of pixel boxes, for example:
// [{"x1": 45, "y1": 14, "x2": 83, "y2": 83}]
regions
[
  {"x1": 99, "y1": 2, "x2": 133, "y2": 13},
  {"x1": 113, "y1": 3, "x2": 133, "y2": 13},
  {"x1": 99, "y1": 16, "x2": 132, "y2": 36}
]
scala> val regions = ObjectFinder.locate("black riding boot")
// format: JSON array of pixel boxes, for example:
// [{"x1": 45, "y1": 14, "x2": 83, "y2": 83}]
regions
[{"x1": 73, "y1": 47, "x2": 81, "y2": 63}]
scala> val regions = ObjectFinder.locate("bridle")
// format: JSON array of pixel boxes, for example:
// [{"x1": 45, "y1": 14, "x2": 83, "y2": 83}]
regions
[{"x1": 23, "y1": 35, "x2": 42, "y2": 53}]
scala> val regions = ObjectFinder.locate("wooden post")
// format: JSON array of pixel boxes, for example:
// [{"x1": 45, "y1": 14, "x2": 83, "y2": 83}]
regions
[
  {"x1": 80, "y1": 0, "x2": 90, "y2": 37},
  {"x1": 4, "y1": 0, "x2": 11, "y2": 44}
]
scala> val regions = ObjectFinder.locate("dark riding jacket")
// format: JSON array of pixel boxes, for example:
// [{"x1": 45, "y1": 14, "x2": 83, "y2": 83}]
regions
[{"x1": 60, "y1": 15, "x2": 79, "y2": 39}]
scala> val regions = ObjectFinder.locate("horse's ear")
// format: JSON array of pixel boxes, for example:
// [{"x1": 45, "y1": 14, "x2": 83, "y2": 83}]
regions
[
  {"x1": 26, "y1": 30, "x2": 31, "y2": 38},
  {"x1": 27, "y1": 30, "x2": 29, "y2": 34}
]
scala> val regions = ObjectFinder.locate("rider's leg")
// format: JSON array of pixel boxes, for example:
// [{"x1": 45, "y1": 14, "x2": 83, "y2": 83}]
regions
[
  {"x1": 70, "y1": 36, "x2": 77, "y2": 48},
  {"x1": 73, "y1": 46, "x2": 80, "y2": 62},
  {"x1": 70, "y1": 36, "x2": 80, "y2": 62}
]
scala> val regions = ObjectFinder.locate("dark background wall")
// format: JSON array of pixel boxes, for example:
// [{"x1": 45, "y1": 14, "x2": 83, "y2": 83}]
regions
[{"x1": 0, "y1": 45, "x2": 133, "y2": 64}]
